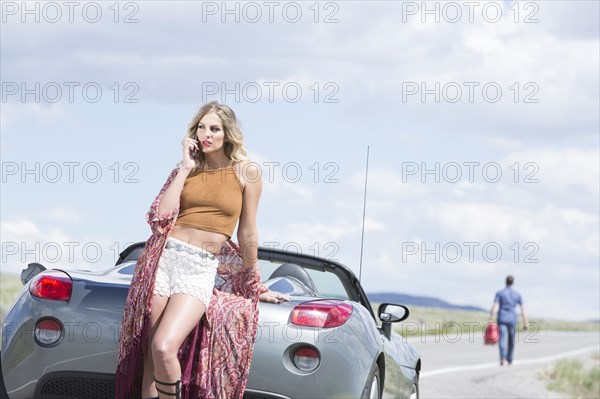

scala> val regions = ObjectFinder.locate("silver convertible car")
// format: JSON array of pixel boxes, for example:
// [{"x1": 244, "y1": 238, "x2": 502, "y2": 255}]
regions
[{"x1": 1, "y1": 243, "x2": 421, "y2": 399}]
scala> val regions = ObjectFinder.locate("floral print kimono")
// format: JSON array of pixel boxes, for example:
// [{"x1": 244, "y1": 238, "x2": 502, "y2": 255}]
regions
[{"x1": 115, "y1": 165, "x2": 262, "y2": 399}]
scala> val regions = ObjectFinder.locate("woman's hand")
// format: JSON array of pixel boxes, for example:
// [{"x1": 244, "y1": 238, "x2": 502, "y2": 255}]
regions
[
  {"x1": 181, "y1": 137, "x2": 199, "y2": 170},
  {"x1": 259, "y1": 290, "x2": 290, "y2": 304}
]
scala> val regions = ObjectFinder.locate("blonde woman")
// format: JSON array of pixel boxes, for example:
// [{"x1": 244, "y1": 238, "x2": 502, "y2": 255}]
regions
[{"x1": 116, "y1": 101, "x2": 288, "y2": 399}]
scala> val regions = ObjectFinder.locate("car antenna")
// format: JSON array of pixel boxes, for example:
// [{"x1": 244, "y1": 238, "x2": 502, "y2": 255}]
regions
[{"x1": 359, "y1": 145, "x2": 370, "y2": 283}]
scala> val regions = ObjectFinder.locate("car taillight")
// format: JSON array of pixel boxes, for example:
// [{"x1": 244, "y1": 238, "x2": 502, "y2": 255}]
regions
[
  {"x1": 293, "y1": 346, "x2": 320, "y2": 372},
  {"x1": 289, "y1": 300, "x2": 353, "y2": 328},
  {"x1": 29, "y1": 271, "x2": 72, "y2": 301},
  {"x1": 35, "y1": 318, "x2": 63, "y2": 346}
]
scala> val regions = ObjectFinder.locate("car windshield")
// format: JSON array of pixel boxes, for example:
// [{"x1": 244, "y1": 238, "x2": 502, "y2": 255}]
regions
[{"x1": 258, "y1": 259, "x2": 350, "y2": 300}]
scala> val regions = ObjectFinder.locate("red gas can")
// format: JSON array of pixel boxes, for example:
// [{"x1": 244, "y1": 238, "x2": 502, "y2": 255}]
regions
[{"x1": 484, "y1": 322, "x2": 500, "y2": 345}]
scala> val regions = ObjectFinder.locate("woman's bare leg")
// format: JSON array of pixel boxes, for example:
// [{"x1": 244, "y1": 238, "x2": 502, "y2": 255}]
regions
[
  {"x1": 151, "y1": 293, "x2": 207, "y2": 398},
  {"x1": 141, "y1": 294, "x2": 169, "y2": 398}
]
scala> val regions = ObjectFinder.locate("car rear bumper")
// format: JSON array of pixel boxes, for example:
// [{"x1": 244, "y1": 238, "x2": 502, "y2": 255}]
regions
[
  {"x1": 34, "y1": 371, "x2": 115, "y2": 399},
  {"x1": 5, "y1": 372, "x2": 292, "y2": 399},
  {"x1": 2, "y1": 315, "x2": 119, "y2": 398}
]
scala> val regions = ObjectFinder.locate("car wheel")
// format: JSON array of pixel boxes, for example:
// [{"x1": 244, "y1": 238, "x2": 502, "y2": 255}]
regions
[
  {"x1": 409, "y1": 379, "x2": 419, "y2": 399},
  {"x1": 366, "y1": 367, "x2": 381, "y2": 399}
]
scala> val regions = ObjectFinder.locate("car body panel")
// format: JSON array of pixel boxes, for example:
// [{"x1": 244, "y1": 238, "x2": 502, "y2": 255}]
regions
[
  {"x1": 2, "y1": 272, "x2": 128, "y2": 398},
  {"x1": 246, "y1": 299, "x2": 378, "y2": 398},
  {"x1": 1, "y1": 245, "x2": 421, "y2": 399}
]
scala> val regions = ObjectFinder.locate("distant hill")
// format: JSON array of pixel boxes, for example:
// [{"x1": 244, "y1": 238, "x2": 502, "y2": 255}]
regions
[{"x1": 367, "y1": 292, "x2": 486, "y2": 312}]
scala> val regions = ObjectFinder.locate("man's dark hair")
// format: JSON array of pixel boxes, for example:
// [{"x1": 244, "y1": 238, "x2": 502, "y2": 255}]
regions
[{"x1": 506, "y1": 275, "x2": 514, "y2": 286}]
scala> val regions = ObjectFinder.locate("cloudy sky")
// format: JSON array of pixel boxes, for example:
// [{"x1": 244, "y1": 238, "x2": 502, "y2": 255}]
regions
[{"x1": 1, "y1": 0, "x2": 598, "y2": 321}]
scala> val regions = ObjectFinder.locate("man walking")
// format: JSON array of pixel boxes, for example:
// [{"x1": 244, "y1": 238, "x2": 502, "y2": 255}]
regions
[{"x1": 489, "y1": 275, "x2": 529, "y2": 366}]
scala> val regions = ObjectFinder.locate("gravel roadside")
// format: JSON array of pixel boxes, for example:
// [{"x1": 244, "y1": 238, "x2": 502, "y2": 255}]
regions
[
  {"x1": 421, "y1": 362, "x2": 567, "y2": 398},
  {"x1": 419, "y1": 350, "x2": 597, "y2": 398}
]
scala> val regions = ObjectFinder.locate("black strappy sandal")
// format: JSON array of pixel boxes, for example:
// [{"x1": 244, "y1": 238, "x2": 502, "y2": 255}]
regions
[{"x1": 153, "y1": 376, "x2": 181, "y2": 399}]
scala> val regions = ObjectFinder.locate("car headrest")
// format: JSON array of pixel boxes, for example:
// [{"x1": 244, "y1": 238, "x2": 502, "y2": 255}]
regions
[{"x1": 268, "y1": 263, "x2": 318, "y2": 294}]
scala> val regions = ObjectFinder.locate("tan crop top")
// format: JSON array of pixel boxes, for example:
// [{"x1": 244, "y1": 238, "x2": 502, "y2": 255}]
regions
[{"x1": 174, "y1": 164, "x2": 243, "y2": 238}]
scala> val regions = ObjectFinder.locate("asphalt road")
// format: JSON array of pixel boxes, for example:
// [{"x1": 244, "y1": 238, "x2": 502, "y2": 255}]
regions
[{"x1": 408, "y1": 330, "x2": 600, "y2": 398}]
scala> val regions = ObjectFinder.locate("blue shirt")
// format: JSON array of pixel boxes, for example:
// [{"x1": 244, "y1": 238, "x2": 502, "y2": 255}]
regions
[{"x1": 495, "y1": 286, "x2": 522, "y2": 324}]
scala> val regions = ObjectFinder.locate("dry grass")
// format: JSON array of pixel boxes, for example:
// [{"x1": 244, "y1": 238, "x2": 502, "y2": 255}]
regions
[
  {"x1": 542, "y1": 355, "x2": 600, "y2": 398},
  {"x1": 1, "y1": 274, "x2": 23, "y2": 316},
  {"x1": 1, "y1": 274, "x2": 25, "y2": 342}
]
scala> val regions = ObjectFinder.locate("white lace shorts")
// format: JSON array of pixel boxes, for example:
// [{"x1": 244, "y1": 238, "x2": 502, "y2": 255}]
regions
[{"x1": 153, "y1": 237, "x2": 219, "y2": 308}]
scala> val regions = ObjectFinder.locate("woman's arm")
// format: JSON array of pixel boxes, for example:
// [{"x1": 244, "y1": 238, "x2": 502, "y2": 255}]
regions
[
  {"x1": 146, "y1": 165, "x2": 186, "y2": 235},
  {"x1": 237, "y1": 161, "x2": 262, "y2": 270},
  {"x1": 157, "y1": 165, "x2": 193, "y2": 216},
  {"x1": 155, "y1": 137, "x2": 197, "y2": 216},
  {"x1": 147, "y1": 138, "x2": 197, "y2": 235},
  {"x1": 259, "y1": 289, "x2": 291, "y2": 303}
]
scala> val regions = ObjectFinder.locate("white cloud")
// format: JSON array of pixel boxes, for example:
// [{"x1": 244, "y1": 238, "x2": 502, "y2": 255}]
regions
[
  {"x1": 482, "y1": 136, "x2": 524, "y2": 151},
  {"x1": 556, "y1": 208, "x2": 597, "y2": 226},
  {"x1": 1, "y1": 218, "x2": 41, "y2": 238},
  {"x1": 248, "y1": 150, "x2": 315, "y2": 202},
  {"x1": 364, "y1": 217, "x2": 385, "y2": 232},
  {"x1": 427, "y1": 202, "x2": 548, "y2": 242},
  {"x1": 0, "y1": 102, "x2": 70, "y2": 131},
  {"x1": 1, "y1": 217, "x2": 120, "y2": 275},
  {"x1": 3, "y1": 1, "x2": 597, "y2": 142},
  {"x1": 273, "y1": 219, "x2": 358, "y2": 246},
  {"x1": 42, "y1": 206, "x2": 83, "y2": 224},
  {"x1": 351, "y1": 168, "x2": 433, "y2": 199},
  {"x1": 502, "y1": 147, "x2": 599, "y2": 197}
]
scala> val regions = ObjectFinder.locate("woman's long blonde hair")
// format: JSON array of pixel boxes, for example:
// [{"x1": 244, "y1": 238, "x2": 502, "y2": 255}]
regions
[{"x1": 185, "y1": 101, "x2": 248, "y2": 170}]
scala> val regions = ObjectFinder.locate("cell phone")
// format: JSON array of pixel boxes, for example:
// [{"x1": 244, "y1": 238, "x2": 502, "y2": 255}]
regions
[{"x1": 191, "y1": 141, "x2": 199, "y2": 157}]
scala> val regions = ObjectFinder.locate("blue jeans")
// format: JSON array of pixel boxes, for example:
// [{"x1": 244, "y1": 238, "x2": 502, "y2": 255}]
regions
[{"x1": 498, "y1": 322, "x2": 517, "y2": 363}]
